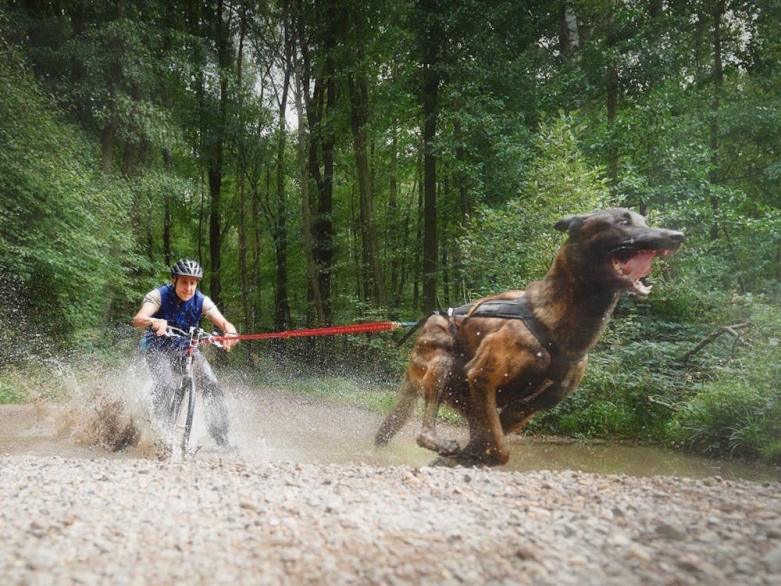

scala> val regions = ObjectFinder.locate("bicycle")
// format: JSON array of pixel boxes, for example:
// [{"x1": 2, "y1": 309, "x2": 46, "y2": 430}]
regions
[{"x1": 162, "y1": 325, "x2": 224, "y2": 454}]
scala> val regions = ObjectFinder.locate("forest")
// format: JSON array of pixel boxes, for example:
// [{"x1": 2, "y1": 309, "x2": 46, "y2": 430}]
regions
[{"x1": 1, "y1": 0, "x2": 779, "y2": 462}]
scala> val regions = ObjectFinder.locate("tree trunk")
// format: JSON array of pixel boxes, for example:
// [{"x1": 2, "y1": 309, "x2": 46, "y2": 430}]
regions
[
  {"x1": 558, "y1": 2, "x2": 581, "y2": 61},
  {"x1": 413, "y1": 149, "x2": 423, "y2": 310},
  {"x1": 348, "y1": 72, "x2": 387, "y2": 308},
  {"x1": 208, "y1": 162, "x2": 223, "y2": 306},
  {"x1": 389, "y1": 102, "x2": 401, "y2": 310},
  {"x1": 606, "y1": 0, "x2": 619, "y2": 197},
  {"x1": 274, "y1": 115, "x2": 290, "y2": 333},
  {"x1": 300, "y1": 41, "x2": 335, "y2": 327},
  {"x1": 207, "y1": 0, "x2": 233, "y2": 308},
  {"x1": 251, "y1": 170, "x2": 263, "y2": 331},
  {"x1": 421, "y1": 3, "x2": 441, "y2": 312},
  {"x1": 314, "y1": 68, "x2": 336, "y2": 325},
  {"x1": 273, "y1": 0, "x2": 294, "y2": 333},
  {"x1": 293, "y1": 0, "x2": 326, "y2": 326},
  {"x1": 383, "y1": 54, "x2": 410, "y2": 314},
  {"x1": 295, "y1": 77, "x2": 325, "y2": 325},
  {"x1": 236, "y1": 4, "x2": 251, "y2": 330},
  {"x1": 709, "y1": 0, "x2": 724, "y2": 241}
]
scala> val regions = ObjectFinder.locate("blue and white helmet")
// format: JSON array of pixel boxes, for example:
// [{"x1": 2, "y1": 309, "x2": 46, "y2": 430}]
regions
[{"x1": 170, "y1": 259, "x2": 203, "y2": 280}]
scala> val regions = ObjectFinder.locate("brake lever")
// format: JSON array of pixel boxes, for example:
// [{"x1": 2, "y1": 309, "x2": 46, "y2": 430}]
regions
[
  {"x1": 163, "y1": 327, "x2": 187, "y2": 338},
  {"x1": 206, "y1": 331, "x2": 224, "y2": 348}
]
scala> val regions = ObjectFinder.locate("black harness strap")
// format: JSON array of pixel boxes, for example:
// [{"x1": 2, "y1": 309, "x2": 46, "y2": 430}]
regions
[
  {"x1": 397, "y1": 295, "x2": 583, "y2": 384},
  {"x1": 451, "y1": 296, "x2": 555, "y2": 353},
  {"x1": 395, "y1": 313, "x2": 430, "y2": 347},
  {"x1": 449, "y1": 294, "x2": 582, "y2": 382}
]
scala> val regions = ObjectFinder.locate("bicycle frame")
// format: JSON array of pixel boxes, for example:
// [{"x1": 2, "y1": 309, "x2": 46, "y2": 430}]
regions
[{"x1": 163, "y1": 326, "x2": 222, "y2": 453}]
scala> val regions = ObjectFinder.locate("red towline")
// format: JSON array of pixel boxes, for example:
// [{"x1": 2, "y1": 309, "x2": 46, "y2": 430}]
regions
[{"x1": 209, "y1": 321, "x2": 411, "y2": 343}]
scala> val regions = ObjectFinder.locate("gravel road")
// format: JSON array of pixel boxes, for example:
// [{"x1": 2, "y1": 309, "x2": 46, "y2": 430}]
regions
[
  {"x1": 2, "y1": 455, "x2": 780, "y2": 586},
  {"x1": 1, "y1": 388, "x2": 780, "y2": 585}
]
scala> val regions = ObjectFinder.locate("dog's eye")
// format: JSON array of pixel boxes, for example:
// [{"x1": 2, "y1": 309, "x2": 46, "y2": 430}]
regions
[{"x1": 618, "y1": 217, "x2": 632, "y2": 226}]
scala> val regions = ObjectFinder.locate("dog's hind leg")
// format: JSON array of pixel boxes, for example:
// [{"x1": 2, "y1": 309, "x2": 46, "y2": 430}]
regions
[
  {"x1": 377, "y1": 313, "x2": 460, "y2": 455},
  {"x1": 415, "y1": 356, "x2": 460, "y2": 456},
  {"x1": 375, "y1": 372, "x2": 418, "y2": 447}
]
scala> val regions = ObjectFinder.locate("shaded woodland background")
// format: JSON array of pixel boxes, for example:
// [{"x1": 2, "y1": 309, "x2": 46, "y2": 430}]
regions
[{"x1": 1, "y1": 0, "x2": 780, "y2": 460}]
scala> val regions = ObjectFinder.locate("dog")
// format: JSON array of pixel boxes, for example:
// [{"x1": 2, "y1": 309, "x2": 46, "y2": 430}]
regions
[{"x1": 375, "y1": 208, "x2": 684, "y2": 466}]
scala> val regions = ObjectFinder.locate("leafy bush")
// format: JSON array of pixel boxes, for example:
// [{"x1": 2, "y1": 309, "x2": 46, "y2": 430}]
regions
[
  {"x1": 0, "y1": 378, "x2": 25, "y2": 404},
  {"x1": 668, "y1": 301, "x2": 781, "y2": 463}
]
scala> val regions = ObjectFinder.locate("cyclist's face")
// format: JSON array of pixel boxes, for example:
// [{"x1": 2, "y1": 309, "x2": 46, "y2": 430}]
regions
[{"x1": 173, "y1": 276, "x2": 199, "y2": 302}]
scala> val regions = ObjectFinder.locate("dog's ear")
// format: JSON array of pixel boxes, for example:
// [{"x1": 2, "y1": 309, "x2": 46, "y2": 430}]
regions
[{"x1": 554, "y1": 214, "x2": 586, "y2": 236}]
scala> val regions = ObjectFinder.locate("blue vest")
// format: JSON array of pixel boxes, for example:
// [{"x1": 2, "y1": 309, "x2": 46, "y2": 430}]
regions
[{"x1": 143, "y1": 285, "x2": 205, "y2": 351}]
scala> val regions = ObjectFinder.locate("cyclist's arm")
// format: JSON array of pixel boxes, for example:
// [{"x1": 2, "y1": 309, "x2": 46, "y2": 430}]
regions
[
  {"x1": 205, "y1": 306, "x2": 238, "y2": 351},
  {"x1": 132, "y1": 301, "x2": 167, "y2": 337}
]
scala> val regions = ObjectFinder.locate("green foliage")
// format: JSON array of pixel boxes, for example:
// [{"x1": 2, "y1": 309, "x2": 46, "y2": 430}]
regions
[
  {"x1": 0, "y1": 358, "x2": 75, "y2": 404},
  {"x1": 527, "y1": 291, "x2": 781, "y2": 465},
  {"x1": 668, "y1": 301, "x2": 781, "y2": 463},
  {"x1": 0, "y1": 378, "x2": 25, "y2": 404},
  {"x1": 0, "y1": 45, "x2": 137, "y2": 358},
  {"x1": 458, "y1": 113, "x2": 612, "y2": 296},
  {"x1": 669, "y1": 376, "x2": 781, "y2": 463}
]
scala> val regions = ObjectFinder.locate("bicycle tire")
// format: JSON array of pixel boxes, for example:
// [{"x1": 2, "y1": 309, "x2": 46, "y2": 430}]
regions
[
  {"x1": 168, "y1": 376, "x2": 195, "y2": 452},
  {"x1": 181, "y1": 376, "x2": 196, "y2": 452},
  {"x1": 169, "y1": 379, "x2": 185, "y2": 429}
]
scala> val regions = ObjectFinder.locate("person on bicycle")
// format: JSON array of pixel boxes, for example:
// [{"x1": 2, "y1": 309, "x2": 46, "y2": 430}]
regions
[{"x1": 132, "y1": 259, "x2": 238, "y2": 450}]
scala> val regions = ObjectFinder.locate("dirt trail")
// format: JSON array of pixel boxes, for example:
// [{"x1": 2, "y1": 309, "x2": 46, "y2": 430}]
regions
[{"x1": 1, "y1": 388, "x2": 780, "y2": 585}]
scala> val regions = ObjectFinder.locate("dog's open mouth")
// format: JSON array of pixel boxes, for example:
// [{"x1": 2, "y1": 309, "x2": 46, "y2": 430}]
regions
[{"x1": 610, "y1": 248, "x2": 673, "y2": 296}]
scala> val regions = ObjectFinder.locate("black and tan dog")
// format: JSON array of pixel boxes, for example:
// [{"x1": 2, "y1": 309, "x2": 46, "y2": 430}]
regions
[{"x1": 375, "y1": 208, "x2": 684, "y2": 466}]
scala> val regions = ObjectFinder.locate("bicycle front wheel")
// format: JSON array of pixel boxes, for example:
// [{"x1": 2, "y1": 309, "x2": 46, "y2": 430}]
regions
[
  {"x1": 181, "y1": 376, "x2": 196, "y2": 452},
  {"x1": 168, "y1": 376, "x2": 196, "y2": 453}
]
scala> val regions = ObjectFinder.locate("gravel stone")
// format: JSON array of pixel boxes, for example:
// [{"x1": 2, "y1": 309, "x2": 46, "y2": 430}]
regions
[{"x1": 1, "y1": 455, "x2": 780, "y2": 585}]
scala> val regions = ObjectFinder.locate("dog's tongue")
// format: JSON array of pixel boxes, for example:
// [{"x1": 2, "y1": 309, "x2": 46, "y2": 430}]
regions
[{"x1": 623, "y1": 250, "x2": 656, "y2": 281}]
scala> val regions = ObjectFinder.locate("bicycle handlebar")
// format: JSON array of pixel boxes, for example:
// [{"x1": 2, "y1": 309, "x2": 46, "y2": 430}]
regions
[{"x1": 162, "y1": 325, "x2": 227, "y2": 349}]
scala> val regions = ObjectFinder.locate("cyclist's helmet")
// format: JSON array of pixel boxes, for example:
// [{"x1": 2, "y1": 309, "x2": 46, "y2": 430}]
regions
[{"x1": 170, "y1": 259, "x2": 203, "y2": 281}]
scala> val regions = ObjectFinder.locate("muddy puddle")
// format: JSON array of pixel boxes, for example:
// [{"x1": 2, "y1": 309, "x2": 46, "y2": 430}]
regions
[{"x1": 1, "y1": 385, "x2": 778, "y2": 483}]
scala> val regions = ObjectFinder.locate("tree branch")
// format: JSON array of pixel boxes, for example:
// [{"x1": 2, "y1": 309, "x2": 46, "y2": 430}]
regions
[{"x1": 680, "y1": 322, "x2": 752, "y2": 364}]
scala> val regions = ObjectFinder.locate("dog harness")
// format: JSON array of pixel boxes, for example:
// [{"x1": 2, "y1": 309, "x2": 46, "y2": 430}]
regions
[
  {"x1": 448, "y1": 295, "x2": 555, "y2": 353},
  {"x1": 446, "y1": 294, "x2": 583, "y2": 383}
]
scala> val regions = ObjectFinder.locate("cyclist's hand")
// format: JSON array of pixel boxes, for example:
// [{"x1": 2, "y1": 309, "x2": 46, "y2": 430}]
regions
[
  {"x1": 222, "y1": 332, "x2": 239, "y2": 352},
  {"x1": 150, "y1": 318, "x2": 168, "y2": 337}
]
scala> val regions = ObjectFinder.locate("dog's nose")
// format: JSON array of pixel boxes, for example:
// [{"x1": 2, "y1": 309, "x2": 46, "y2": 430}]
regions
[{"x1": 669, "y1": 231, "x2": 685, "y2": 244}]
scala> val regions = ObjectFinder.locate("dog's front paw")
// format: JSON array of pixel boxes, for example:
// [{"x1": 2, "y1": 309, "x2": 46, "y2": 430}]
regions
[
  {"x1": 416, "y1": 433, "x2": 460, "y2": 456},
  {"x1": 457, "y1": 443, "x2": 510, "y2": 467},
  {"x1": 429, "y1": 455, "x2": 464, "y2": 468}
]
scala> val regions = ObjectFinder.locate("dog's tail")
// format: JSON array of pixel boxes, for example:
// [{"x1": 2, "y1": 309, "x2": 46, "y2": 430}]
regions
[{"x1": 375, "y1": 373, "x2": 418, "y2": 447}]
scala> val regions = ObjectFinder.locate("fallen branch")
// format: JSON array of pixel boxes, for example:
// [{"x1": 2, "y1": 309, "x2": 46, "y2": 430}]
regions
[
  {"x1": 680, "y1": 322, "x2": 752, "y2": 364},
  {"x1": 647, "y1": 395, "x2": 678, "y2": 411}
]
